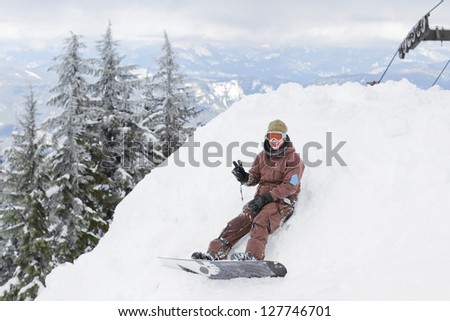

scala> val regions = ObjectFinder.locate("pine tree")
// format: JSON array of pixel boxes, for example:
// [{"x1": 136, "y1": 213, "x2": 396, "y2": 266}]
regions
[
  {"x1": 0, "y1": 154, "x2": 15, "y2": 288},
  {"x1": 90, "y1": 22, "x2": 156, "y2": 218},
  {"x1": 45, "y1": 32, "x2": 107, "y2": 264},
  {"x1": 149, "y1": 31, "x2": 199, "y2": 158},
  {"x1": 137, "y1": 72, "x2": 166, "y2": 171},
  {"x1": 0, "y1": 88, "x2": 52, "y2": 300}
]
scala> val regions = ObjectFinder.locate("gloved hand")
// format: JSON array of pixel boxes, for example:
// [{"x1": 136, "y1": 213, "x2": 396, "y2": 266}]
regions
[
  {"x1": 232, "y1": 160, "x2": 249, "y2": 183},
  {"x1": 247, "y1": 193, "x2": 274, "y2": 213}
]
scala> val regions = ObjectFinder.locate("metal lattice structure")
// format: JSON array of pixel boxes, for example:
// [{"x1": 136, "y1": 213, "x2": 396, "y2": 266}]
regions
[
  {"x1": 371, "y1": 0, "x2": 449, "y2": 86},
  {"x1": 398, "y1": 1, "x2": 450, "y2": 59}
]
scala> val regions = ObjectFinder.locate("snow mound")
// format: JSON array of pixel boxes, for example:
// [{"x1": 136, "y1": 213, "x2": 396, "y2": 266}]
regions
[{"x1": 37, "y1": 80, "x2": 450, "y2": 300}]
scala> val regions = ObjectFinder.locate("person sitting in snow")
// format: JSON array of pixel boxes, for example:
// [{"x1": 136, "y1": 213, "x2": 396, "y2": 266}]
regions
[{"x1": 192, "y1": 119, "x2": 305, "y2": 261}]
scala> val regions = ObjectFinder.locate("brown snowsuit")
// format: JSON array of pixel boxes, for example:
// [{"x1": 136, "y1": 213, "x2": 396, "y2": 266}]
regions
[{"x1": 208, "y1": 140, "x2": 305, "y2": 260}]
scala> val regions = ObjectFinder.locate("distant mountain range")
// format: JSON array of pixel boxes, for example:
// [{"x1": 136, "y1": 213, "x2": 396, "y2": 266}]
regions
[{"x1": 1, "y1": 43, "x2": 449, "y2": 150}]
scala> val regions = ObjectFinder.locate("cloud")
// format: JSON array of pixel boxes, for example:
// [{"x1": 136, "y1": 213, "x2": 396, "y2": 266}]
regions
[{"x1": 0, "y1": 0, "x2": 449, "y2": 49}]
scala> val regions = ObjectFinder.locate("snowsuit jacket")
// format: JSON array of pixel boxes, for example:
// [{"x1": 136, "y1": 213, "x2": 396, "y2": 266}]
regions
[
  {"x1": 208, "y1": 140, "x2": 305, "y2": 260},
  {"x1": 246, "y1": 141, "x2": 305, "y2": 204}
]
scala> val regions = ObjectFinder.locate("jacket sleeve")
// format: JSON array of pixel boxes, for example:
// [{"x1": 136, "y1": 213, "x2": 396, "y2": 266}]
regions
[
  {"x1": 270, "y1": 153, "x2": 305, "y2": 200},
  {"x1": 245, "y1": 153, "x2": 262, "y2": 187}
]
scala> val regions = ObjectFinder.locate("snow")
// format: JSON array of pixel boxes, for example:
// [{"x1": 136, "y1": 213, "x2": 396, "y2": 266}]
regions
[
  {"x1": 45, "y1": 186, "x2": 60, "y2": 198},
  {"x1": 0, "y1": 277, "x2": 19, "y2": 297},
  {"x1": 24, "y1": 70, "x2": 42, "y2": 80},
  {"x1": 209, "y1": 80, "x2": 244, "y2": 111},
  {"x1": 37, "y1": 80, "x2": 450, "y2": 300}
]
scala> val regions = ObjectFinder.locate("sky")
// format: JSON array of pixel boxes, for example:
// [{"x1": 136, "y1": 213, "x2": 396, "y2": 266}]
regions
[{"x1": 1, "y1": 0, "x2": 449, "y2": 51}]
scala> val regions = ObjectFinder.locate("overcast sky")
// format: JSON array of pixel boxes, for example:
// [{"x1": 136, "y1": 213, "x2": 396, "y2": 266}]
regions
[{"x1": 1, "y1": 0, "x2": 449, "y2": 50}]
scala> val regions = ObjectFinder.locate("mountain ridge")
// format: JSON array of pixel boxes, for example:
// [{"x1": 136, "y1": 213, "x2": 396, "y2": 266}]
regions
[{"x1": 1, "y1": 44, "x2": 449, "y2": 148}]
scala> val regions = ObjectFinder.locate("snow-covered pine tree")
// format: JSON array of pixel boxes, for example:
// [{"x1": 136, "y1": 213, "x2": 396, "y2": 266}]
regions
[
  {"x1": 45, "y1": 32, "x2": 107, "y2": 264},
  {"x1": 90, "y1": 22, "x2": 157, "y2": 218},
  {"x1": 148, "y1": 31, "x2": 199, "y2": 158},
  {"x1": 139, "y1": 72, "x2": 166, "y2": 167},
  {"x1": 0, "y1": 152, "x2": 14, "y2": 288},
  {"x1": 0, "y1": 87, "x2": 52, "y2": 300}
]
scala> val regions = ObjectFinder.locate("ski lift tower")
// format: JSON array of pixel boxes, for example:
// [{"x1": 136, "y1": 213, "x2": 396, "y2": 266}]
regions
[
  {"x1": 398, "y1": 0, "x2": 450, "y2": 59},
  {"x1": 371, "y1": 0, "x2": 450, "y2": 86}
]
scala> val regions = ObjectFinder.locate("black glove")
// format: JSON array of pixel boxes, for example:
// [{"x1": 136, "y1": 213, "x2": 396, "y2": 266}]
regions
[
  {"x1": 232, "y1": 160, "x2": 249, "y2": 183},
  {"x1": 247, "y1": 193, "x2": 274, "y2": 213}
]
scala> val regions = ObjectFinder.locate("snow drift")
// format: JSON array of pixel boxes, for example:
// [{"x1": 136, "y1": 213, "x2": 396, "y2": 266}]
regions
[{"x1": 37, "y1": 80, "x2": 450, "y2": 300}]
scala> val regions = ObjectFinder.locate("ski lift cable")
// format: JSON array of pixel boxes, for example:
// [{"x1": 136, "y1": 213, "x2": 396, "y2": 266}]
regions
[
  {"x1": 427, "y1": 0, "x2": 444, "y2": 16},
  {"x1": 432, "y1": 59, "x2": 450, "y2": 86},
  {"x1": 369, "y1": 0, "x2": 445, "y2": 86},
  {"x1": 368, "y1": 49, "x2": 398, "y2": 86}
]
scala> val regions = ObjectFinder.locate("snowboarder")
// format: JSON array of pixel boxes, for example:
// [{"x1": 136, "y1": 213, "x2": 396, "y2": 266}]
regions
[{"x1": 192, "y1": 119, "x2": 305, "y2": 261}]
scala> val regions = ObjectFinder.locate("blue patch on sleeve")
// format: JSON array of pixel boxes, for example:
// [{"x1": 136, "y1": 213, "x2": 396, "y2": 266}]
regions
[{"x1": 289, "y1": 174, "x2": 299, "y2": 186}]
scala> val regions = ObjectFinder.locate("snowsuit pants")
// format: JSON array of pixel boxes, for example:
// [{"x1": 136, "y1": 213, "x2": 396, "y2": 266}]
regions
[{"x1": 208, "y1": 201, "x2": 295, "y2": 260}]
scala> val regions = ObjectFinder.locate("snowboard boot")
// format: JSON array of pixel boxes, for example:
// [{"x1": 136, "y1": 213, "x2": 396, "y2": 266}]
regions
[
  {"x1": 230, "y1": 252, "x2": 256, "y2": 261},
  {"x1": 191, "y1": 251, "x2": 218, "y2": 261}
]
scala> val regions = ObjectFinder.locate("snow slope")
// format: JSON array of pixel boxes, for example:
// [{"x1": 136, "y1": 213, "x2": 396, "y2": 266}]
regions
[{"x1": 37, "y1": 80, "x2": 450, "y2": 300}]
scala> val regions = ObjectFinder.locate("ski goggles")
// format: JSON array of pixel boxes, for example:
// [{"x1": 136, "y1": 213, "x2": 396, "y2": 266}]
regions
[{"x1": 265, "y1": 131, "x2": 286, "y2": 142}]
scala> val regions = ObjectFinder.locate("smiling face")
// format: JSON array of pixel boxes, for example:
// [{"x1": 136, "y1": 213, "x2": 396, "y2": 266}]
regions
[
  {"x1": 269, "y1": 138, "x2": 285, "y2": 150},
  {"x1": 266, "y1": 131, "x2": 286, "y2": 150}
]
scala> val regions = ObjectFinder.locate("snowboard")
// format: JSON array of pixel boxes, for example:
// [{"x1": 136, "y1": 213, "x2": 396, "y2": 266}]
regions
[{"x1": 158, "y1": 256, "x2": 287, "y2": 280}]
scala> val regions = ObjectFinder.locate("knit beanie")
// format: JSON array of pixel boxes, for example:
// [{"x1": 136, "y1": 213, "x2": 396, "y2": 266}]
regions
[{"x1": 267, "y1": 119, "x2": 288, "y2": 133}]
